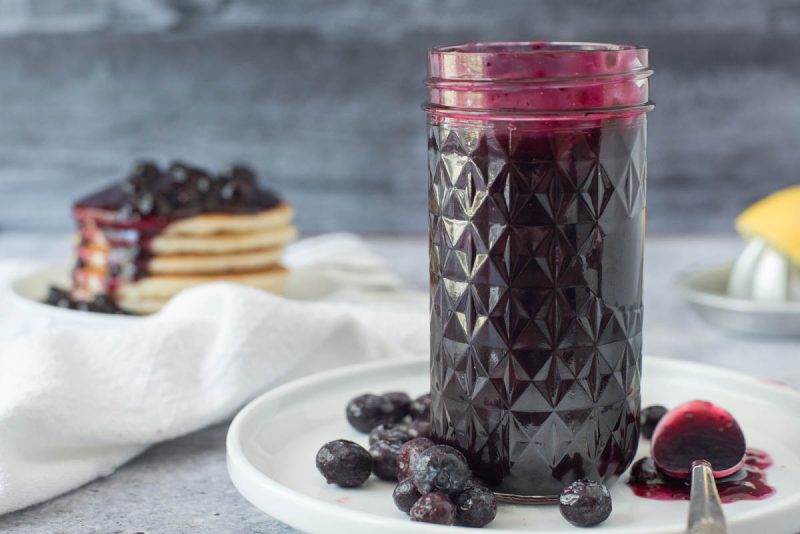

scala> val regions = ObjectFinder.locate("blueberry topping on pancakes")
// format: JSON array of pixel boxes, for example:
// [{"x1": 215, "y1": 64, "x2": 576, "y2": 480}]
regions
[
  {"x1": 48, "y1": 160, "x2": 297, "y2": 315},
  {"x1": 78, "y1": 160, "x2": 281, "y2": 219}
]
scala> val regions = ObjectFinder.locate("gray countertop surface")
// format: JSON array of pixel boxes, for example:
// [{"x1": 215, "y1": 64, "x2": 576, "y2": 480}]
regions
[{"x1": 0, "y1": 233, "x2": 797, "y2": 534}]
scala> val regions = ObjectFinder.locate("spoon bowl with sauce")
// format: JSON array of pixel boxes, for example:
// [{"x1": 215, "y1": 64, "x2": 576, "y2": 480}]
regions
[{"x1": 651, "y1": 400, "x2": 746, "y2": 534}]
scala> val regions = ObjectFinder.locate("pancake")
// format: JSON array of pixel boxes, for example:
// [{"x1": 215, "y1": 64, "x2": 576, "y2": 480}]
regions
[
  {"x1": 161, "y1": 203, "x2": 295, "y2": 236},
  {"x1": 117, "y1": 276, "x2": 286, "y2": 313},
  {"x1": 150, "y1": 224, "x2": 298, "y2": 255},
  {"x1": 148, "y1": 247, "x2": 284, "y2": 275},
  {"x1": 115, "y1": 266, "x2": 289, "y2": 301},
  {"x1": 77, "y1": 242, "x2": 286, "y2": 274},
  {"x1": 73, "y1": 265, "x2": 290, "y2": 314}
]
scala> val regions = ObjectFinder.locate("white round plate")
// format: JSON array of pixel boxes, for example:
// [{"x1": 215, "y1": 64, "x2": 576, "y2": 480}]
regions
[{"x1": 227, "y1": 356, "x2": 800, "y2": 534}]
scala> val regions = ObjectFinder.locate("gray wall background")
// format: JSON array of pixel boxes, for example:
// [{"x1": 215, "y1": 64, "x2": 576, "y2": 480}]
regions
[{"x1": 1, "y1": 0, "x2": 799, "y2": 235}]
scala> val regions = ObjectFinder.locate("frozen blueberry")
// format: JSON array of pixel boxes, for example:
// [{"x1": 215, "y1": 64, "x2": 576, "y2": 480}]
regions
[
  {"x1": 369, "y1": 440, "x2": 402, "y2": 481},
  {"x1": 382, "y1": 391, "x2": 411, "y2": 420},
  {"x1": 640, "y1": 405, "x2": 668, "y2": 440},
  {"x1": 132, "y1": 161, "x2": 160, "y2": 180},
  {"x1": 410, "y1": 492, "x2": 456, "y2": 525},
  {"x1": 627, "y1": 457, "x2": 662, "y2": 485},
  {"x1": 195, "y1": 173, "x2": 213, "y2": 194},
  {"x1": 91, "y1": 296, "x2": 122, "y2": 314},
  {"x1": 392, "y1": 478, "x2": 422, "y2": 514},
  {"x1": 168, "y1": 176, "x2": 202, "y2": 207},
  {"x1": 135, "y1": 191, "x2": 156, "y2": 216},
  {"x1": 168, "y1": 161, "x2": 192, "y2": 184},
  {"x1": 168, "y1": 161, "x2": 202, "y2": 183},
  {"x1": 463, "y1": 475, "x2": 489, "y2": 492},
  {"x1": 455, "y1": 486, "x2": 497, "y2": 528},
  {"x1": 223, "y1": 164, "x2": 257, "y2": 186},
  {"x1": 409, "y1": 393, "x2": 431, "y2": 421},
  {"x1": 407, "y1": 420, "x2": 432, "y2": 439},
  {"x1": 75, "y1": 300, "x2": 93, "y2": 312},
  {"x1": 369, "y1": 423, "x2": 411, "y2": 446},
  {"x1": 559, "y1": 479, "x2": 612, "y2": 528},
  {"x1": 315, "y1": 439, "x2": 372, "y2": 488},
  {"x1": 345, "y1": 393, "x2": 396, "y2": 433},
  {"x1": 43, "y1": 287, "x2": 125, "y2": 314},
  {"x1": 122, "y1": 161, "x2": 160, "y2": 195},
  {"x1": 45, "y1": 287, "x2": 72, "y2": 308},
  {"x1": 397, "y1": 437, "x2": 434, "y2": 481},
  {"x1": 218, "y1": 179, "x2": 243, "y2": 203},
  {"x1": 412, "y1": 444, "x2": 470, "y2": 495},
  {"x1": 169, "y1": 162, "x2": 211, "y2": 198},
  {"x1": 218, "y1": 166, "x2": 258, "y2": 204}
]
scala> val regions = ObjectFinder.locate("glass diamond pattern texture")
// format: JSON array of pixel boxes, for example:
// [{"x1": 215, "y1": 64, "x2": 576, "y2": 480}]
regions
[{"x1": 428, "y1": 118, "x2": 646, "y2": 498}]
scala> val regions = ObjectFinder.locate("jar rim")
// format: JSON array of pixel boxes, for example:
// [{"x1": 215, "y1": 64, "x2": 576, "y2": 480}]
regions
[
  {"x1": 430, "y1": 41, "x2": 646, "y2": 56},
  {"x1": 426, "y1": 41, "x2": 652, "y2": 115},
  {"x1": 427, "y1": 41, "x2": 649, "y2": 83}
]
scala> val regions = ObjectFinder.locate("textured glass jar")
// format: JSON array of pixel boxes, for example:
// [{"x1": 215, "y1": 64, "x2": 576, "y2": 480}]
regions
[{"x1": 425, "y1": 42, "x2": 653, "y2": 502}]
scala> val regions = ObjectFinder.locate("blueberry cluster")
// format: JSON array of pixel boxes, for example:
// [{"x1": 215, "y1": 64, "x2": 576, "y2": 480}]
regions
[
  {"x1": 342, "y1": 391, "x2": 432, "y2": 482},
  {"x1": 44, "y1": 286, "x2": 125, "y2": 314},
  {"x1": 401, "y1": 442, "x2": 497, "y2": 527},
  {"x1": 114, "y1": 161, "x2": 271, "y2": 220},
  {"x1": 316, "y1": 390, "x2": 496, "y2": 528},
  {"x1": 316, "y1": 390, "x2": 623, "y2": 529}
]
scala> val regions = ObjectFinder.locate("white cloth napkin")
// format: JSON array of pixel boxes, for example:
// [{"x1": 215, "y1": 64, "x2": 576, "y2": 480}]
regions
[{"x1": 0, "y1": 234, "x2": 428, "y2": 515}]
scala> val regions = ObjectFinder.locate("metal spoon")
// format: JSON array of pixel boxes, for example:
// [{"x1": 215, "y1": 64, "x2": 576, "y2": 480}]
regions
[{"x1": 650, "y1": 400, "x2": 746, "y2": 534}]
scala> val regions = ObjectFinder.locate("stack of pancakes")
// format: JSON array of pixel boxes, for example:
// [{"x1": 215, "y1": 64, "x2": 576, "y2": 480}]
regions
[{"x1": 70, "y1": 162, "x2": 297, "y2": 314}]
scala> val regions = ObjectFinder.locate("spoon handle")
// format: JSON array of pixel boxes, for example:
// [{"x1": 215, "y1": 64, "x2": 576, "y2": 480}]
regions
[{"x1": 687, "y1": 460, "x2": 728, "y2": 534}]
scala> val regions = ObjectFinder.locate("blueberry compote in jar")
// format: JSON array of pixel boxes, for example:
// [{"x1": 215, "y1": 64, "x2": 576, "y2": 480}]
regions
[{"x1": 425, "y1": 42, "x2": 653, "y2": 502}]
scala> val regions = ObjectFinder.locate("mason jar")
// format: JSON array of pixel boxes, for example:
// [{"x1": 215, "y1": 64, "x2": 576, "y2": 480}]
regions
[{"x1": 425, "y1": 42, "x2": 653, "y2": 502}]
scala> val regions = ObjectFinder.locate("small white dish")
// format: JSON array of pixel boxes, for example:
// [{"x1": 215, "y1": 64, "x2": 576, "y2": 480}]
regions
[
  {"x1": 226, "y1": 356, "x2": 800, "y2": 534},
  {"x1": 676, "y1": 262, "x2": 800, "y2": 337}
]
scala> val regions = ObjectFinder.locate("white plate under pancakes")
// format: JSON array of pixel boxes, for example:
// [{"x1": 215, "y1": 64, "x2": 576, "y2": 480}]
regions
[
  {"x1": 7, "y1": 234, "x2": 414, "y2": 322},
  {"x1": 226, "y1": 357, "x2": 800, "y2": 534},
  {"x1": 7, "y1": 263, "x2": 380, "y2": 324}
]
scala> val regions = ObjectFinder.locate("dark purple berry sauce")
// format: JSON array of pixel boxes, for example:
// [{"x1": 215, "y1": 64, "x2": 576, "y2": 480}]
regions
[
  {"x1": 651, "y1": 400, "x2": 746, "y2": 478},
  {"x1": 627, "y1": 449, "x2": 776, "y2": 503},
  {"x1": 429, "y1": 118, "x2": 645, "y2": 498},
  {"x1": 75, "y1": 161, "x2": 280, "y2": 219}
]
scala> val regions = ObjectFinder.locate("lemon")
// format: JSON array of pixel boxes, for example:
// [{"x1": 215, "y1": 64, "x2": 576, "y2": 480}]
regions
[{"x1": 735, "y1": 186, "x2": 800, "y2": 266}]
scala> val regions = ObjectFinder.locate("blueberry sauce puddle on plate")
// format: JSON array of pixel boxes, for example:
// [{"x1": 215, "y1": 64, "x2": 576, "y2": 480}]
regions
[{"x1": 627, "y1": 448, "x2": 776, "y2": 503}]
